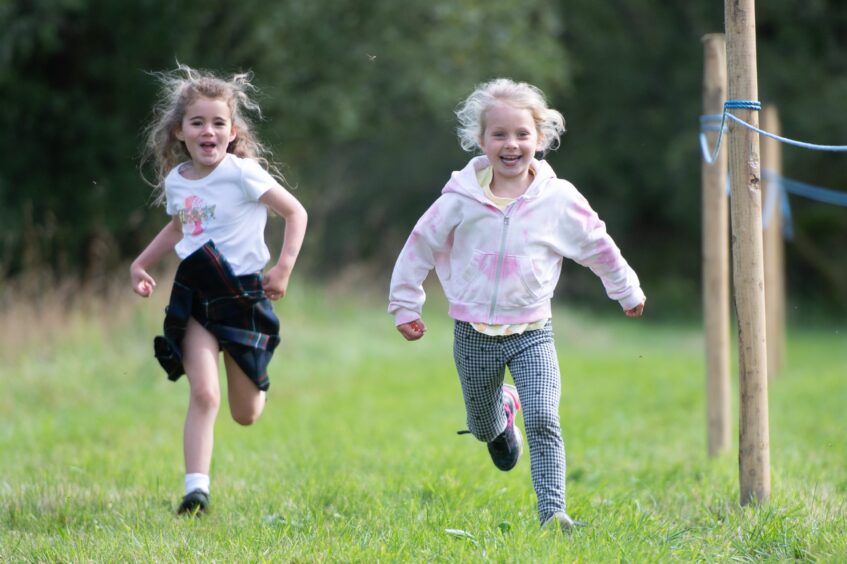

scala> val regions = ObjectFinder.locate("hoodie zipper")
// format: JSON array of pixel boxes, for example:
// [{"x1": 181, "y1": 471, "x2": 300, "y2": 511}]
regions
[{"x1": 487, "y1": 208, "x2": 514, "y2": 323}]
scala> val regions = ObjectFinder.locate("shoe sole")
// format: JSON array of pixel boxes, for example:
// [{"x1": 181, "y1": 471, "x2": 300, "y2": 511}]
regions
[
  {"x1": 512, "y1": 424, "x2": 523, "y2": 469},
  {"x1": 496, "y1": 384, "x2": 522, "y2": 471},
  {"x1": 494, "y1": 424, "x2": 523, "y2": 472},
  {"x1": 177, "y1": 490, "x2": 209, "y2": 516}
]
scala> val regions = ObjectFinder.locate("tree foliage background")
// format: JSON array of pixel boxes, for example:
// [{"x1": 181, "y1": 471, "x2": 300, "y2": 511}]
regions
[{"x1": 1, "y1": 0, "x2": 845, "y2": 317}]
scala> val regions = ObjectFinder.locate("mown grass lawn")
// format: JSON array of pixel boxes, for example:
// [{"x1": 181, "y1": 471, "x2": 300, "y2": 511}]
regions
[{"x1": 1, "y1": 284, "x2": 845, "y2": 561}]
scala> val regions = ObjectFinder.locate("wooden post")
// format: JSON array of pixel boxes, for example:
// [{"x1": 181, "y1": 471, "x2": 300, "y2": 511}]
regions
[
  {"x1": 702, "y1": 34, "x2": 731, "y2": 457},
  {"x1": 725, "y1": 0, "x2": 771, "y2": 505},
  {"x1": 761, "y1": 105, "x2": 786, "y2": 379}
]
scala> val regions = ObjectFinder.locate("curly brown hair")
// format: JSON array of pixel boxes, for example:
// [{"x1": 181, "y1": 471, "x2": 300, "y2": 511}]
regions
[{"x1": 139, "y1": 63, "x2": 284, "y2": 206}]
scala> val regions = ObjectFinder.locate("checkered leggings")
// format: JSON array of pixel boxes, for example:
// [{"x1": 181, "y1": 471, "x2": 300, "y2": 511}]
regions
[{"x1": 453, "y1": 320, "x2": 566, "y2": 523}]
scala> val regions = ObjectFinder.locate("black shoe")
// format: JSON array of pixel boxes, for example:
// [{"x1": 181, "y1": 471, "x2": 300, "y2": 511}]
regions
[
  {"x1": 177, "y1": 489, "x2": 209, "y2": 516},
  {"x1": 487, "y1": 385, "x2": 523, "y2": 471},
  {"x1": 487, "y1": 423, "x2": 523, "y2": 471}
]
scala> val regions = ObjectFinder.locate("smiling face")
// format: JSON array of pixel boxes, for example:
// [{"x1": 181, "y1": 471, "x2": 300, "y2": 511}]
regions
[
  {"x1": 175, "y1": 96, "x2": 237, "y2": 178},
  {"x1": 479, "y1": 100, "x2": 542, "y2": 189}
]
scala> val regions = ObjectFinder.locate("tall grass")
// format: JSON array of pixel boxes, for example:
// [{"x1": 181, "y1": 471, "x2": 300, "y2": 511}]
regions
[{"x1": 1, "y1": 280, "x2": 845, "y2": 561}]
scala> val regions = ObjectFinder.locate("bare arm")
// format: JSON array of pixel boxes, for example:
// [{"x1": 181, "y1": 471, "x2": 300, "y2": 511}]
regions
[
  {"x1": 129, "y1": 217, "x2": 182, "y2": 297},
  {"x1": 259, "y1": 185, "x2": 308, "y2": 300}
]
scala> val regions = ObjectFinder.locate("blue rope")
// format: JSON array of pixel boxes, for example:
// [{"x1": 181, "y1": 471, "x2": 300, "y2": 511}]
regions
[
  {"x1": 724, "y1": 100, "x2": 762, "y2": 111},
  {"x1": 700, "y1": 99, "x2": 847, "y2": 163},
  {"x1": 699, "y1": 101, "x2": 847, "y2": 239},
  {"x1": 762, "y1": 172, "x2": 794, "y2": 240},
  {"x1": 760, "y1": 170, "x2": 795, "y2": 240},
  {"x1": 698, "y1": 100, "x2": 759, "y2": 163},
  {"x1": 763, "y1": 169, "x2": 847, "y2": 207},
  {"x1": 761, "y1": 170, "x2": 780, "y2": 229},
  {"x1": 699, "y1": 113, "x2": 729, "y2": 164},
  {"x1": 699, "y1": 114, "x2": 725, "y2": 130},
  {"x1": 723, "y1": 113, "x2": 847, "y2": 152},
  {"x1": 781, "y1": 183, "x2": 794, "y2": 240},
  {"x1": 719, "y1": 168, "x2": 847, "y2": 239},
  {"x1": 761, "y1": 169, "x2": 847, "y2": 240}
]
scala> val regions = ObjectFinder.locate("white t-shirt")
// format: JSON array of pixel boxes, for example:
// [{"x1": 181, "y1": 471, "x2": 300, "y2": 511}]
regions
[{"x1": 165, "y1": 153, "x2": 275, "y2": 275}]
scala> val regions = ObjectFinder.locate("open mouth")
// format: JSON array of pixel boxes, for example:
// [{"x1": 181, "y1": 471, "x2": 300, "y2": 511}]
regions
[{"x1": 500, "y1": 155, "x2": 521, "y2": 164}]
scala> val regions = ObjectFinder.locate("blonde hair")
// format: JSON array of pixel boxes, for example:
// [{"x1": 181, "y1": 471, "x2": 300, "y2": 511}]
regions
[
  {"x1": 140, "y1": 63, "x2": 282, "y2": 205},
  {"x1": 455, "y1": 78, "x2": 566, "y2": 154}
]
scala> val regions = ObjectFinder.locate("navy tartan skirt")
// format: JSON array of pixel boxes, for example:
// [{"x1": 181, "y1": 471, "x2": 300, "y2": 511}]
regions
[{"x1": 153, "y1": 241, "x2": 280, "y2": 391}]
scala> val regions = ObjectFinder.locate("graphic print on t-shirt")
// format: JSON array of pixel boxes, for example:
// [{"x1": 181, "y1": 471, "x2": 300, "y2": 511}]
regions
[{"x1": 177, "y1": 195, "x2": 216, "y2": 235}]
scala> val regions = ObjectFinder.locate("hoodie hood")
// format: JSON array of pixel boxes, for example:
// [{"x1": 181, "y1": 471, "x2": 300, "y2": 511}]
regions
[{"x1": 441, "y1": 155, "x2": 558, "y2": 203}]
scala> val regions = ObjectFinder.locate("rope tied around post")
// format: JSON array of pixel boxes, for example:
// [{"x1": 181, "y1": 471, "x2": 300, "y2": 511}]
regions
[
  {"x1": 700, "y1": 99, "x2": 847, "y2": 237},
  {"x1": 701, "y1": 99, "x2": 847, "y2": 164},
  {"x1": 724, "y1": 99, "x2": 762, "y2": 111},
  {"x1": 700, "y1": 99, "x2": 761, "y2": 164}
]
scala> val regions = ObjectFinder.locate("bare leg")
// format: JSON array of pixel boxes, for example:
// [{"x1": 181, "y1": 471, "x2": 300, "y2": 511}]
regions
[
  {"x1": 182, "y1": 318, "x2": 221, "y2": 475},
  {"x1": 224, "y1": 352, "x2": 266, "y2": 425}
]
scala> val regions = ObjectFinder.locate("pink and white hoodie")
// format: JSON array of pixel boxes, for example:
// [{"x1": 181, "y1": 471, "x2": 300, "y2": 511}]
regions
[{"x1": 388, "y1": 156, "x2": 645, "y2": 326}]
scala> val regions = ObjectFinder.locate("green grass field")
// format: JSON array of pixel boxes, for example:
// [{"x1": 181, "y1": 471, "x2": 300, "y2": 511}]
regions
[{"x1": 1, "y1": 285, "x2": 845, "y2": 561}]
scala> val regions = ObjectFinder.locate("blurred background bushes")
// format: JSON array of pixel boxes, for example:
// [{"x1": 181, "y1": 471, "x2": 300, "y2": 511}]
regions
[{"x1": 1, "y1": 0, "x2": 845, "y2": 318}]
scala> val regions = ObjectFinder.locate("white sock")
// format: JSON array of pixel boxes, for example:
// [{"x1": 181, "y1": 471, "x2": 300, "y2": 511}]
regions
[{"x1": 185, "y1": 473, "x2": 210, "y2": 495}]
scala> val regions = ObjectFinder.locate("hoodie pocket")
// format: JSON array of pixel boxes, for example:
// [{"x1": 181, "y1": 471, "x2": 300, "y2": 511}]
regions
[
  {"x1": 499, "y1": 254, "x2": 544, "y2": 307},
  {"x1": 456, "y1": 251, "x2": 496, "y2": 305},
  {"x1": 456, "y1": 251, "x2": 544, "y2": 307}
]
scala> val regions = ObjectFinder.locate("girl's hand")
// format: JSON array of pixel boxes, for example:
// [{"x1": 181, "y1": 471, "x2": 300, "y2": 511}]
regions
[
  {"x1": 130, "y1": 264, "x2": 156, "y2": 298},
  {"x1": 259, "y1": 185, "x2": 307, "y2": 302},
  {"x1": 262, "y1": 263, "x2": 291, "y2": 301},
  {"x1": 397, "y1": 319, "x2": 426, "y2": 341},
  {"x1": 625, "y1": 300, "x2": 645, "y2": 318},
  {"x1": 129, "y1": 218, "x2": 182, "y2": 298}
]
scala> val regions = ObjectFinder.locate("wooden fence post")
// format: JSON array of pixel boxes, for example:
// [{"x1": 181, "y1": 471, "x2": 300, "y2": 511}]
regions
[
  {"x1": 761, "y1": 105, "x2": 786, "y2": 379},
  {"x1": 725, "y1": 0, "x2": 771, "y2": 505},
  {"x1": 702, "y1": 34, "x2": 731, "y2": 457}
]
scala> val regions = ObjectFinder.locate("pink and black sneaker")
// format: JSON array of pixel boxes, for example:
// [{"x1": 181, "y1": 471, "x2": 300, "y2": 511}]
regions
[{"x1": 487, "y1": 384, "x2": 523, "y2": 471}]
